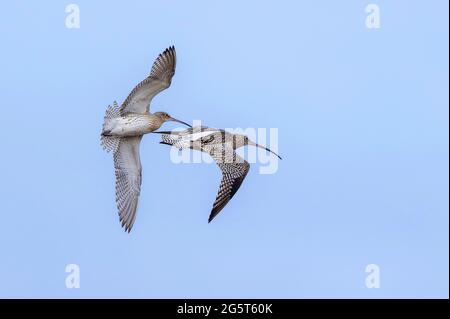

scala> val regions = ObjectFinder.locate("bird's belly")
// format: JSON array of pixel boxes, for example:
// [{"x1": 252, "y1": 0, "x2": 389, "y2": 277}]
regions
[{"x1": 107, "y1": 116, "x2": 154, "y2": 137}]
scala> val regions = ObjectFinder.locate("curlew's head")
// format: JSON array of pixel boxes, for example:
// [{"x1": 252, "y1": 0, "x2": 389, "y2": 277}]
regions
[
  {"x1": 237, "y1": 134, "x2": 282, "y2": 160},
  {"x1": 154, "y1": 111, "x2": 191, "y2": 128}
]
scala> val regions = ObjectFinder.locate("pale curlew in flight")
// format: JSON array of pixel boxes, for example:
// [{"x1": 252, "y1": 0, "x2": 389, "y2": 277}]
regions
[
  {"x1": 101, "y1": 46, "x2": 191, "y2": 232},
  {"x1": 157, "y1": 126, "x2": 281, "y2": 222}
]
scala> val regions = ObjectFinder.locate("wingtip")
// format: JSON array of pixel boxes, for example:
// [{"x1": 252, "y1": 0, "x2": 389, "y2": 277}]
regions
[
  {"x1": 120, "y1": 219, "x2": 132, "y2": 233},
  {"x1": 164, "y1": 45, "x2": 175, "y2": 54},
  {"x1": 208, "y1": 210, "x2": 217, "y2": 223}
]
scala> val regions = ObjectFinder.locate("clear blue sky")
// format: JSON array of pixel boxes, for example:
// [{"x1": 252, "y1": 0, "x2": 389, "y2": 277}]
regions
[{"x1": 0, "y1": 1, "x2": 448, "y2": 298}]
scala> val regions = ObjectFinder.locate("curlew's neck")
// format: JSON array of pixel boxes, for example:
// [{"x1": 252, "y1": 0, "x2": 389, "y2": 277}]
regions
[{"x1": 147, "y1": 114, "x2": 165, "y2": 132}]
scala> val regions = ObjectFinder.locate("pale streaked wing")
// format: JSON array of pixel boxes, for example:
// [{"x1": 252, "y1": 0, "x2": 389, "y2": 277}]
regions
[
  {"x1": 209, "y1": 151, "x2": 250, "y2": 223},
  {"x1": 113, "y1": 136, "x2": 142, "y2": 232},
  {"x1": 120, "y1": 46, "x2": 176, "y2": 115}
]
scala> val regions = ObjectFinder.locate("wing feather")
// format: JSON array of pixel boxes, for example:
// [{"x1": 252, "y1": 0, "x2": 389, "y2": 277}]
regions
[
  {"x1": 120, "y1": 46, "x2": 176, "y2": 115},
  {"x1": 113, "y1": 136, "x2": 142, "y2": 232},
  {"x1": 209, "y1": 150, "x2": 249, "y2": 222}
]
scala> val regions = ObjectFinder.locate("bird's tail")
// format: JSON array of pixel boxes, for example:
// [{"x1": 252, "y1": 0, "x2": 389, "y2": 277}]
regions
[
  {"x1": 159, "y1": 133, "x2": 178, "y2": 146},
  {"x1": 158, "y1": 132, "x2": 190, "y2": 149},
  {"x1": 100, "y1": 101, "x2": 121, "y2": 153}
]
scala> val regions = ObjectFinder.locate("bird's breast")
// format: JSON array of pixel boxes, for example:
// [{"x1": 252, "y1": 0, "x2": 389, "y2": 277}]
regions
[{"x1": 108, "y1": 114, "x2": 157, "y2": 136}]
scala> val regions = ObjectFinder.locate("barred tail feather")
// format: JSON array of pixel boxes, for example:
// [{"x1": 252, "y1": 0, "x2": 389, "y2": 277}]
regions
[
  {"x1": 160, "y1": 133, "x2": 192, "y2": 150},
  {"x1": 101, "y1": 101, "x2": 121, "y2": 153},
  {"x1": 160, "y1": 134, "x2": 178, "y2": 146}
]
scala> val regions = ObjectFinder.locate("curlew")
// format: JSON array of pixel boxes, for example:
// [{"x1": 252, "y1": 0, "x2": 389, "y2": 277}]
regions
[
  {"x1": 100, "y1": 46, "x2": 191, "y2": 232},
  {"x1": 157, "y1": 126, "x2": 281, "y2": 222}
]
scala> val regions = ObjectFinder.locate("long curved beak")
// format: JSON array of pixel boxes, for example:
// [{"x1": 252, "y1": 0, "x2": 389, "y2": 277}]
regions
[
  {"x1": 169, "y1": 117, "x2": 192, "y2": 128},
  {"x1": 249, "y1": 141, "x2": 282, "y2": 160}
]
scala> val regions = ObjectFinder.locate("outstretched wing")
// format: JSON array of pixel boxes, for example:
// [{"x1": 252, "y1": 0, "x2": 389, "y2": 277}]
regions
[
  {"x1": 113, "y1": 136, "x2": 142, "y2": 232},
  {"x1": 209, "y1": 150, "x2": 250, "y2": 223},
  {"x1": 158, "y1": 128, "x2": 249, "y2": 222},
  {"x1": 120, "y1": 46, "x2": 176, "y2": 115}
]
